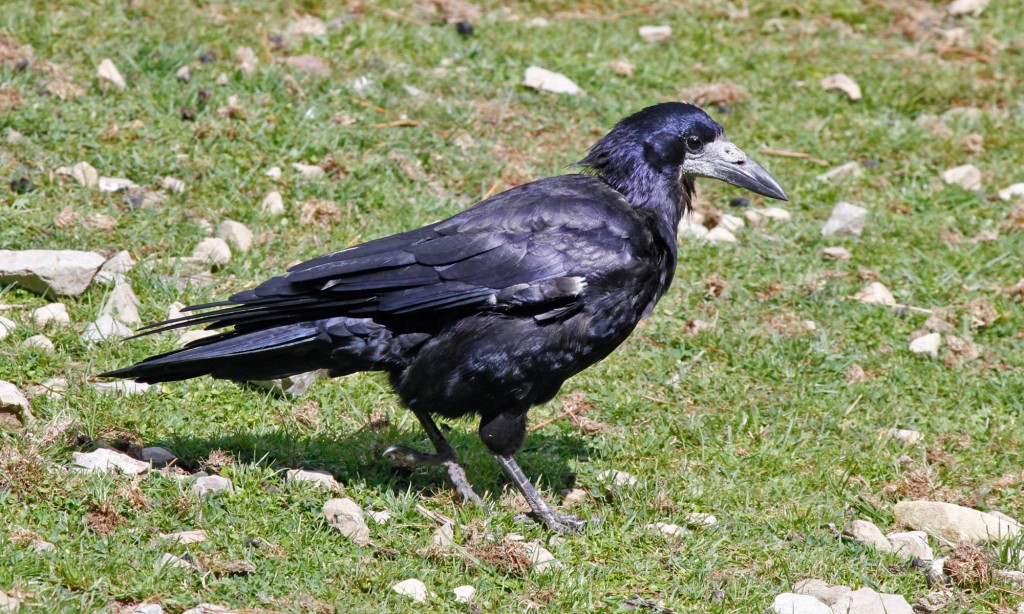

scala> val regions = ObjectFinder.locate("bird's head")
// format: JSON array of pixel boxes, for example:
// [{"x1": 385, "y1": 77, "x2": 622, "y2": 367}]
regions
[{"x1": 580, "y1": 102, "x2": 788, "y2": 203}]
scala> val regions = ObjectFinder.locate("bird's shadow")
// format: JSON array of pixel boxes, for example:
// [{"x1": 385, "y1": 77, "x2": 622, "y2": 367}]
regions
[{"x1": 152, "y1": 420, "x2": 592, "y2": 502}]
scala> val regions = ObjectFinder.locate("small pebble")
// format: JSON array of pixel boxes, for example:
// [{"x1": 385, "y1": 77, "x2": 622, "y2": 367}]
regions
[
  {"x1": 729, "y1": 196, "x2": 750, "y2": 207},
  {"x1": 392, "y1": 578, "x2": 428, "y2": 602},
  {"x1": 33, "y1": 303, "x2": 70, "y2": 328},
  {"x1": 9, "y1": 177, "x2": 35, "y2": 193},
  {"x1": 191, "y1": 475, "x2": 233, "y2": 497},
  {"x1": 455, "y1": 20, "x2": 473, "y2": 37},
  {"x1": 453, "y1": 585, "x2": 475, "y2": 603},
  {"x1": 22, "y1": 334, "x2": 55, "y2": 353}
]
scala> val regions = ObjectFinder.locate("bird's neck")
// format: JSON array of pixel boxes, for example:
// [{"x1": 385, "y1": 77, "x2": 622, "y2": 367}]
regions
[{"x1": 577, "y1": 148, "x2": 692, "y2": 231}]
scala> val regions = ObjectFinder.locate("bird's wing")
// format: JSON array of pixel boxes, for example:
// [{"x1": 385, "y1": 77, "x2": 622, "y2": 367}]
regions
[{"x1": 140, "y1": 176, "x2": 639, "y2": 335}]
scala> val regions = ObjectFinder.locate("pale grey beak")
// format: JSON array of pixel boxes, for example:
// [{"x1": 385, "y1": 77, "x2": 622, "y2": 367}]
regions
[{"x1": 681, "y1": 140, "x2": 788, "y2": 201}]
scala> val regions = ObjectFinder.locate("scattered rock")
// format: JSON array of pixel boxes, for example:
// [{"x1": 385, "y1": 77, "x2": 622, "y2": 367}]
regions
[
  {"x1": 853, "y1": 282, "x2": 896, "y2": 306},
  {"x1": 261, "y1": 191, "x2": 285, "y2": 215},
  {"x1": 0, "y1": 589, "x2": 19, "y2": 612},
  {"x1": 523, "y1": 541, "x2": 562, "y2": 572},
  {"x1": 216, "y1": 221, "x2": 253, "y2": 253},
  {"x1": 0, "y1": 381, "x2": 32, "y2": 430},
  {"x1": 286, "y1": 468, "x2": 341, "y2": 491},
  {"x1": 367, "y1": 510, "x2": 392, "y2": 524},
  {"x1": 248, "y1": 371, "x2": 321, "y2": 398},
  {"x1": 71, "y1": 161, "x2": 99, "y2": 188},
  {"x1": 821, "y1": 202, "x2": 868, "y2": 236},
  {"x1": 323, "y1": 498, "x2": 370, "y2": 545},
  {"x1": 161, "y1": 176, "x2": 185, "y2": 194},
  {"x1": 895, "y1": 501, "x2": 1021, "y2": 543},
  {"x1": 73, "y1": 448, "x2": 150, "y2": 475},
  {"x1": 284, "y1": 54, "x2": 331, "y2": 77},
  {"x1": 161, "y1": 530, "x2": 208, "y2": 544},
  {"x1": 886, "y1": 531, "x2": 934, "y2": 560},
  {"x1": 522, "y1": 66, "x2": 583, "y2": 95},
  {"x1": 235, "y1": 46, "x2": 257, "y2": 74},
  {"x1": 97, "y1": 58, "x2": 126, "y2": 89},
  {"x1": 100, "y1": 279, "x2": 141, "y2": 325},
  {"x1": 431, "y1": 522, "x2": 456, "y2": 548},
  {"x1": 746, "y1": 207, "x2": 791, "y2": 224},
  {"x1": 684, "y1": 512, "x2": 719, "y2": 527},
  {"x1": 141, "y1": 447, "x2": 177, "y2": 468},
  {"x1": 287, "y1": 15, "x2": 328, "y2": 39},
  {"x1": 0, "y1": 249, "x2": 105, "y2": 295},
  {"x1": 81, "y1": 314, "x2": 133, "y2": 343},
  {"x1": 91, "y1": 381, "x2": 150, "y2": 396},
  {"x1": 392, "y1": 578, "x2": 427, "y2": 602},
  {"x1": 821, "y1": 73, "x2": 862, "y2": 101},
  {"x1": 647, "y1": 522, "x2": 691, "y2": 539},
  {"x1": 215, "y1": 72, "x2": 229, "y2": 85},
  {"x1": 998, "y1": 183, "x2": 1024, "y2": 201},
  {"x1": 909, "y1": 333, "x2": 942, "y2": 358},
  {"x1": 124, "y1": 187, "x2": 165, "y2": 208},
  {"x1": 942, "y1": 164, "x2": 982, "y2": 191},
  {"x1": 794, "y1": 579, "x2": 853, "y2": 607},
  {"x1": 177, "y1": 330, "x2": 219, "y2": 347},
  {"x1": 98, "y1": 176, "x2": 137, "y2": 193},
  {"x1": 948, "y1": 0, "x2": 988, "y2": 16},
  {"x1": 845, "y1": 519, "x2": 891, "y2": 551},
  {"x1": 832, "y1": 587, "x2": 913, "y2": 614},
  {"x1": 680, "y1": 82, "x2": 747, "y2": 106},
  {"x1": 717, "y1": 214, "x2": 745, "y2": 232},
  {"x1": 704, "y1": 226, "x2": 738, "y2": 244},
  {"x1": 562, "y1": 488, "x2": 589, "y2": 507},
  {"x1": 597, "y1": 469, "x2": 638, "y2": 487},
  {"x1": 192, "y1": 238, "x2": 231, "y2": 266},
  {"x1": 158, "y1": 553, "x2": 194, "y2": 571},
  {"x1": 31, "y1": 539, "x2": 56, "y2": 553},
  {"x1": 823, "y1": 246, "x2": 852, "y2": 261},
  {"x1": 292, "y1": 162, "x2": 325, "y2": 178},
  {"x1": 26, "y1": 377, "x2": 68, "y2": 399},
  {"x1": 95, "y1": 250, "x2": 136, "y2": 284},
  {"x1": 175, "y1": 65, "x2": 191, "y2": 82},
  {"x1": 678, "y1": 219, "x2": 709, "y2": 240},
  {"x1": 608, "y1": 59, "x2": 633, "y2": 76},
  {"x1": 32, "y1": 303, "x2": 70, "y2": 328},
  {"x1": 944, "y1": 335, "x2": 980, "y2": 368},
  {"x1": 191, "y1": 475, "x2": 234, "y2": 497},
  {"x1": 453, "y1": 585, "x2": 475, "y2": 603},
  {"x1": 817, "y1": 161, "x2": 863, "y2": 182},
  {"x1": 887, "y1": 428, "x2": 924, "y2": 446},
  {"x1": 770, "y1": 593, "x2": 831, "y2": 614},
  {"x1": 22, "y1": 334, "x2": 54, "y2": 353},
  {"x1": 638, "y1": 25, "x2": 672, "y2": 42},
  {"x1": 0, "y1": 316, "x2": 15, "y2": 339}
]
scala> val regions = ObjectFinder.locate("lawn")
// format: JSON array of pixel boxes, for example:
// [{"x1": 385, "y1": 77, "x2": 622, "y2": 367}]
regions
[{"x1": 1, "y1": 0, "x2": 1023, "y2": 612}]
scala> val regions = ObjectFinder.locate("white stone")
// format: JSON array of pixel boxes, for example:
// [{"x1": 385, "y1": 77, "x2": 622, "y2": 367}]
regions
[
  {"x1": 0, "y1": 249, "x2": 106, "y2": 295},
  {"x1": 323, "y1": 498, "x2": 370, "y2": 545},
  {"x1": 73, "y1": 448, "x2": 150, "y2": 475},
  {"x1": 817, "y1": 161, "x2": 863, "y2": 182},
  {"x1": 821, "y1": 73, "x2": 862, "y2": 101},
  {"x1": 100, "y1": 279, "x2": 141, "y2": 325},
  {"x1": 523, "y1": 541, "x2": 562, "y2": 571},
  {"x1": 886, "y1": 531, "x2": 934, "y2": 560},
  {"x1": 161, "y1": 176, "x2": 186, "y2": 194},
  {"x1": 97, "y1": 58, "x2": 126, "y2": 89},
  {"x1": 392, "y1": 578, "x2": 427, "y2": 602},
  {"x1": 771, "y1": 593, "x2": 832, "y2": 614},
  {"x1": 160, "y1": 529, "x2": 207, "y2": 544},
  {"x1": 175, "y1": 65, "x2": 191, "y2": 82},
  {"x1": 71, "y1": 161, "x2": 99, "y2": 188},
  {"x1": 286, "y1": 468, "x2": 340, "y2": 491},
  {"x1": 823, "y1": 246, "x2": 851, "y2": 261},
  {"x1": 26, "y1": 377, "x2": 68, "y2": 399},
  {"x1": 747, "y1": 206, "x2": 792, "y2": 224},
  {"x1": 97, "y1": 176, "x2": 137, "y2": 193},
  {"x1": 81, "y1": 314, "x2": 133, "y2": 342},
  {"x1": 638, "y1": 25, "x2": 672, "y2": 42},
  {"x1": 191, "y1": 475, "x2": 233, "y2": 497},
  {"x1": 166, "y1": 301, "x2": 186, "y2": 322},
  {"x1": 648, "y1": 522, "x2": 691, "y2": 538},
  {"x1": 831, "y1": 587, "x2": 913, "y2": 614},
  {"x1": 215, "y1": 72, "x2": 229, "y2": 85},
  {"x1": 522, "y1": 66, "x2": 584, "y2": 95},
  {"x1": 0, "y1": 316, "x2": 15, "y2": 339},
  {"x1": 845, "y1": 519, "x2": 891, "y2": 551},
  {"x1": 853, "y1": 282, "x2": 896, "y2": 306},
  {"x1": 431, "y1": 522, "x2": 456, "y2": 548},
  {"x1": 718, "y1": 214, "x2": 745, "y2": 232},
  {"x1": 894, "y1": 500, "x2": 1021, "y2": 543},
  {"x1": 265, "y1": 166, "x2": 282, "y2": 180},
  {"x1": 248, "y1": 371, "x2": 321, "y2": 398},
  {"x1": 597, "y1": 469, "x2": 638, "y2": 487},
  {"x1": 22, "y1": 334, "x2": 54, "y2": 353},
  {"x1": 235, "y1": 46, "x2": 258, "y2": 74},
  {"x1": 453, "y1": 585, "x2": 475, "y2": 603},
  {"x1": 704, "y1": 226, "x2": 738, "y2": 244},
  {"x1": 177, "y1": 330, "x2": 219, "y2": 347},
  {"x1": 793, "y1": 579, "x2": 853, "y2": 607},
  {"x1": 292, "y1": 163, "x2": 324, "y2": 178},
  {"x1": 942, "y1": 164, "x2": 982, "y2": 191},
  {"x1": 998, "y1": 183, "x2": 1024, "y2": 201},
  {"x1": 684, "y1": 512, "x2": 719, "y2": 527},
  {"x1": 91, "y1": 381, "x2": 150, "y2": 396},
  {"x1": 948, "y1": 0, "x2": 989, "y2": 16},
  {"x1": 31, "y1": 539, "x2": 57, "y2": 553},
  {"x1": 677, "y1": 219, "x2": 709, "y2": 240},
  {"x1": 216, "y1": 220, "x2": 253, "y2": 252},
  {"x1": 886, "y1": 428, "x2": 924, "y2": 446},
  {"x1": 909, "y1": 333, "x2": 942, "y2": 358},
  {"x1": 822, "y1": 202, "x2": 868, "y2": 236},
  {"x1": 33, "y1": 303, "x2": 70, "y2": 328},
  {"x1": 261, "y1": 191, "x2": 284, "y2": 215},
  {"x1": 192, "y1": 238, "x2": 231, "y2": 266},
  {"x1": 158, "y1": 553, "x2": 194, "y2": 571},
  {"x1": 141, "y1": 447, "x2": 177, "y2": 467},
  {"x1": 95, "y1": 250, "x2": 136, "y2": 284},
  {"x1": 0, "y1": 589, "x2": 20, "y2": 612},
  {"x1": 0, "y1": 381, "x2": 31, "y2": 416},
  {"x1": 287, "y1": 15, "x2": 328, "y2": 38},
  {"x1": 367, "y1": 510, "x2": 392, "y2": 524}
]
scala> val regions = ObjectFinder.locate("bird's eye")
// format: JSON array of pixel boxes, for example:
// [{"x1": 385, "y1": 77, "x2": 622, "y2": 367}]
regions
[{"x1": 684, "y1": 135, "x2": 703, "y2": 154}]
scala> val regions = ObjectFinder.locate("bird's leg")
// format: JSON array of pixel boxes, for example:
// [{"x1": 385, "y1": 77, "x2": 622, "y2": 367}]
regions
[
  {"x1": 384, "y1": 409, "x2": 484, "y2": 508},
  {"x1": 493, "y1": 454, "x2": 586, "y2": 535}
]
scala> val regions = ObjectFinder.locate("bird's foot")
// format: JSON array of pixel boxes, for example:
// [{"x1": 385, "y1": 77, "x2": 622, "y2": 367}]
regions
[
  {"x1": 531, "y1": 509, "x2": 586, "y2": 535},
  {"x1": 383, "y1": 445, "x2": 486, "y2": 508}
]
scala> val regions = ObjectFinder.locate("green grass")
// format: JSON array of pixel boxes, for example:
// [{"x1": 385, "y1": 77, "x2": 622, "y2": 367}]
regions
[{"x1": 2, "y1": 0, "x2": 1024, "y2": 611}]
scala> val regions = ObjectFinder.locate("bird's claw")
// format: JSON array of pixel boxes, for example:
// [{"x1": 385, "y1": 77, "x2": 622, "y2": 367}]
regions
[
  {"x1": 382, "y1": 444, "x2": 449, "y2": 469},
  {"x1": 524, "y1": 510, "x2": 586, "y2": 535}
]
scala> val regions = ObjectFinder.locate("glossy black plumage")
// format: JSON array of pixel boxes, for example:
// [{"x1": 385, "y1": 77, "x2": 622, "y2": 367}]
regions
[{"x1": 103, "y1": 103, "x2": 786, "y2": 532}]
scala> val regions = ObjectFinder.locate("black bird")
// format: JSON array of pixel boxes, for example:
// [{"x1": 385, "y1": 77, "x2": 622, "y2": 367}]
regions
[{"x1": 103, "y1": 102, "x2": 787, "y2": 533}]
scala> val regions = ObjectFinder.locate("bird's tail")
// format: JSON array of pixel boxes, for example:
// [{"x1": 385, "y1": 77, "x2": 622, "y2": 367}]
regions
[{"x1": 100, "y1": 322, "x2": 332, "y2": 384}]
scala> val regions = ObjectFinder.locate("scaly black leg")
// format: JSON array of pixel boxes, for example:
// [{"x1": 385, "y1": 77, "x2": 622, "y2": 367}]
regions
[
  {"x1": 493, "y1": 454, "x2": 585, "y2": 534},
  {"x1": 384, "y1": 409, "x2": 485, "y2": 508}
]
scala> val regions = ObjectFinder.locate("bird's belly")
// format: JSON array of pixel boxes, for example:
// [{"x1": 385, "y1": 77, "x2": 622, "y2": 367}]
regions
[{"x1": 392, "y1": 294, "x2": 646, "y2": 418}]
